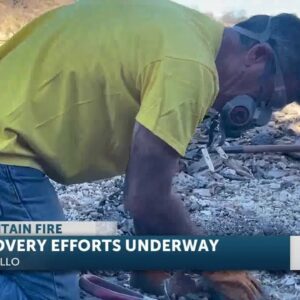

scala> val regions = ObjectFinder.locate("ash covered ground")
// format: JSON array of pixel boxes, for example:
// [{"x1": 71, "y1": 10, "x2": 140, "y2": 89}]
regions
[{"x1": 55, "y1": 103, "x2": 300, "y2": 300}]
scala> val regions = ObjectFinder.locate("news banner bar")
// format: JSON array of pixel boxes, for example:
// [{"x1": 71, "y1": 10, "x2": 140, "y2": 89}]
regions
[
  {"x1": 0, "y1": 221, "x2": 117, "y2": 236},
  {"x1": 0, "y1": 222, "x2": 298, "y2": 271}
]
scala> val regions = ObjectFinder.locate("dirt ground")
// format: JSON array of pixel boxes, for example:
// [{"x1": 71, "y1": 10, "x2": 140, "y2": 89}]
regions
[
  {"x1": 1, "y1": 1, "x2": 300, "y2": 299},
  {"x1": 0, "y1": 0, "x2": 73, "y2": 43}
]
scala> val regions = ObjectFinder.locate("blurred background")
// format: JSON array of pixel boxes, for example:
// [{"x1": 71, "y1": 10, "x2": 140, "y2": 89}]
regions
[
  {"x1": 0, "y1": 0, "x2": 299, "y2": 46},
  {"x1": 175, "y1": 0, "x2": 300, "y2": 19}
]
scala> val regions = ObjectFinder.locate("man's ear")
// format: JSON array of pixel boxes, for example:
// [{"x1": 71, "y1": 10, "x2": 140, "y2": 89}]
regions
[{"x1": 245, "y1": 43, "x2": 273, "y2": 66}]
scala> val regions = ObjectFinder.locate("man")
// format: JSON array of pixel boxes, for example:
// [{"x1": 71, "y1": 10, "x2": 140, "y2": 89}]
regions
[{"x1": 0, "y1": 0, "x2": 299, "y2": 299}]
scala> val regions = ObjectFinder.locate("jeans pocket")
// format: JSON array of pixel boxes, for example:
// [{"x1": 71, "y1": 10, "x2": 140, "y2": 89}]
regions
[
  {"x1": 8, "y1": 165, "x2": 46, "y2": 180},
  {"x1": 2, "y1": 165, "x2": 64, "y2": 221},
  {"x1": 2, "y1": 166, "x2": 35, "y2": 220}
]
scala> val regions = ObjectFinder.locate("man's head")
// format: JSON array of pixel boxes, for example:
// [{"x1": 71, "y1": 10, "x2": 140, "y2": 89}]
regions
[{"x1": 214, "y1": 13, "x2": 300, "y2": 136}]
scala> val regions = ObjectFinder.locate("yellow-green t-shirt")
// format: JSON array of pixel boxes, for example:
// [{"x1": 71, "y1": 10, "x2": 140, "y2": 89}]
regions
[{"x1": 0, "y1": 0, "x2": 223, "y2": 184}]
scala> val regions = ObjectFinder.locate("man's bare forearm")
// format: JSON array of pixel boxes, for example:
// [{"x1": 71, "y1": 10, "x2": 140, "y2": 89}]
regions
[
  {"x1": 124, "y1": 122, "x2": 200, "y2": 236},
  {"x1": 127, "y1": 192, "x2": 199, "y2": 235}
]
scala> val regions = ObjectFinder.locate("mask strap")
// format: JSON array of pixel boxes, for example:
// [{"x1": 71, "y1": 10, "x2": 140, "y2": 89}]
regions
[
  {"x1": 233, "y1": 17, "x2": 287, "y2": 109},
  {"x1": 233, "y1": 17, "x2": 272, "y2": 43}
]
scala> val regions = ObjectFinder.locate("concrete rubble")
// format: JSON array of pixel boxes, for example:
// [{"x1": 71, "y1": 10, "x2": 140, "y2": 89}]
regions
[{"x1": 54, "y1": 103, "x2": 300, "y2": 299}]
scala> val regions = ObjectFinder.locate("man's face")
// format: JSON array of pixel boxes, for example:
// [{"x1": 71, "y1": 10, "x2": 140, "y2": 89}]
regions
[
  {"x1": 215, "y1": 43, "x2": 284, "y2": 112},
  {"x1": 213, "y1": 40, "x2": 294, "y2": 137}
]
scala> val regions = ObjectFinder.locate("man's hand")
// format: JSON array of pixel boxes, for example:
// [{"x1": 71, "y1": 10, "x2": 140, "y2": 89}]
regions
[
  {"x1": 203, "y1": 271, "x2": 264, "y2": 300},
  {"x1": 124, "y1": 122, "x2": 197, "y2": 235}
]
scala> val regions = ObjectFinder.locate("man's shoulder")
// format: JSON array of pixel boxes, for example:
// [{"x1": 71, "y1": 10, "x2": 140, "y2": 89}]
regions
[{"x1": 135, "y1": 2, "x2": 224, "y2": 71}]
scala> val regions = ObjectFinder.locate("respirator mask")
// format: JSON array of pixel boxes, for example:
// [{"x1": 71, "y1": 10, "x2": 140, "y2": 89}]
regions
[{"x1": 221, "y1": 17, "x2": 287, "y2": 137}]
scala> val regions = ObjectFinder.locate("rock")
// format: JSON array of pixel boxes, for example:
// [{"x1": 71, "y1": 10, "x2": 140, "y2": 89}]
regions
[
  {"x1": 86, "y1": 208, "x2": 95, "y2": 214},
  {"x1": 283, "y1": 277, "x2": 296, "y2": 286},
  {"x1": 221, "y1": 168, "x2": 236, "y2": 176},
  {"x1": 283, "y1": 175, "x2": 300, "y2": 182},
  {"x1": 201, "y1": 210, "x2": 212, "y2": 216},
  {"x1": 185, "y1": 148, "x2": 199, "y2": 160},
  {"x1": 253, "y1": 166, "x2": 266, "y2": 179},
  {"x1": 117, "y1": 204, "x2": 125, "y2": 212},
  {"x1": 278, "y1": 190, "x2": 291, "y2": 202},
  {"x1": 225, "y1": 159, "x2": 254, "y2": 179},
  {"x1": 256, "y1": 160, "x2": 267, "y2": 168},
  {"x1": 211, "y1": 173, "x2": 224, "y2": 181},
  {"x1": 265, "y1": 169, "x2": 286, "y2": 179},
  {"x1": 89, "y1": 212, "x2": 99, "y2": 219},
  {"x1": 192, "y1": 188, "x2": 211, "y2": 197},
  {"x1": 280, "y1": 181, "x2": 295, "y2": 189},
  {"x1": 192, "y1": 173, "x2": 209, "y2": 187},
  {"x1": 173, "y1": 172, "x2": 199, "y2": 191},
  {"x1": 242, "y1": 208, "x2": 256, "y2": 218},
  {"x1": 208, "y1": 182, "x2": 224, "y2": 195},
  {"x1": 196, "y1": 199, "x2": 211, "y2": 207},
  {"x1": 250, "y1": 132, "x2": 275, "y2": 145},
  {"x1": 189, "y1": 202, "x2": 200, "y2": 211},
  {"x1": 187, "y1": 161, "x2": 205, "y2": 174},
  {"x1": 270, "y1": 183, "x2": 281, "y2": 190},
  {"x1": 277, "y1": 162, "x2": 287, "y2": 170},
  {"x1": 262, "y1": 223, "x2": 276, "y2": 235}
]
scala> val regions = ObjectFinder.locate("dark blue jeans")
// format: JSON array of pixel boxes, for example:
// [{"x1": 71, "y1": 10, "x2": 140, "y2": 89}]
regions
[{"x1": 0, "y1": 164, "x2": 80, "y2": 300}]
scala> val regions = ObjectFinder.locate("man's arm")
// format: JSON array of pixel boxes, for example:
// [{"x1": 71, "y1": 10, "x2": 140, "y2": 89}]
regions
[{"x1": 124, "y1": 122, "x2": 198, "y2": 235}]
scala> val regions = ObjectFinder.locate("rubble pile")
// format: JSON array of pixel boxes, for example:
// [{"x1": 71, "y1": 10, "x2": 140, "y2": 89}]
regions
[{"x1": 55, "y1": 103, "x2": 300, "y2": 299}]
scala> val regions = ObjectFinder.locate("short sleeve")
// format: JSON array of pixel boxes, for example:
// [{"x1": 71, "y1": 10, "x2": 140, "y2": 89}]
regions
[{"x1": 136, "y1": 57, "x2": 218, "y2": 156}]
